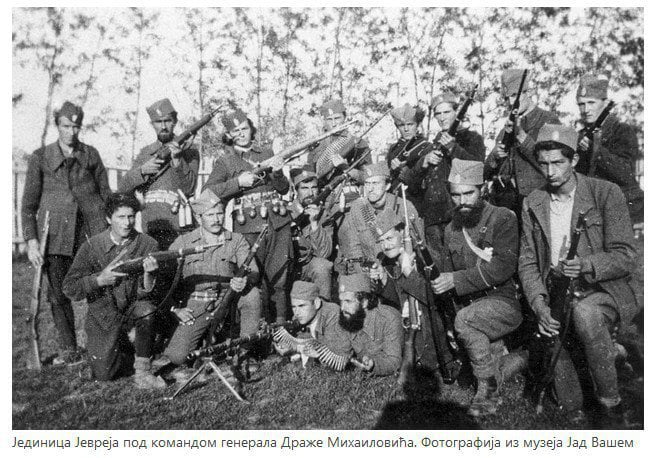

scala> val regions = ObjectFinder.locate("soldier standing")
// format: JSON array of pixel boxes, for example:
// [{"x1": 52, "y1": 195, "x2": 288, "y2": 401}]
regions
[
  {"x1": 410, "y1": 92, "x2": 486, "y2": 247},
  {"x1": 386, "y1": 103, "x2": 432, "y2": 214},
  {"x1": 519, "y1": 124, "x2": 638, "y2": 427},
  {"x1": 203, "y1": 109, "x2": 292, "y2": 324},
  {"x1": 118, "y1": 98, "x2": 200, "y2": 249},
  {"x1": 22, "y1": 101, "x2": 111, "y2": 365},
  {"x1": 430, "y1": 159, "x2": 523, "y2": 417},
  {"x1": 484, "y1": 69, "x2": 560, "y2": 215},
  {"x1": 575, "y1": 74, "x2": 643, "y2": 225}
]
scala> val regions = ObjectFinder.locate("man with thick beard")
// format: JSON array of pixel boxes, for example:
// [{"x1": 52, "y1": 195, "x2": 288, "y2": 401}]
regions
[
  {"x1": 119, "y1": 98, "x2": 199, "y2": 249},
  {"x1": 335, "y1": 273, "x2": 402, "y2": 376},
  {"x1": 430, "y1": 159, "x2": 522, "y2": 417}
]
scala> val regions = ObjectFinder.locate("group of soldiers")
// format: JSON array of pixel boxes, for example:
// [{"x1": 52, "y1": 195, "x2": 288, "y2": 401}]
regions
[{"x1": 21, "y1": 68, "x2": 642, "y2": 426}]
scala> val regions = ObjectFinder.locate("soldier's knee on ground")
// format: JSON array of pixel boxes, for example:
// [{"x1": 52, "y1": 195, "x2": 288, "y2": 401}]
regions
[
  {"x1": 571, "y1": 301, "x2": 605, "y2": 339},
  {"x1": 238, "y1": 286, "x2": 262, "y2": 335}
]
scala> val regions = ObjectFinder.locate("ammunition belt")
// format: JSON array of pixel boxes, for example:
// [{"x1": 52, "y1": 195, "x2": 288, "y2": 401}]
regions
[
  {"x1": 189, "y1": 291, "x2": 219, "y2": 302},
  {"x1": 144, "y1": 189, "x2": 179, "y2": 206},
  {"x1": 335, "y1": 257, "x2": 373, "y2": 275}
]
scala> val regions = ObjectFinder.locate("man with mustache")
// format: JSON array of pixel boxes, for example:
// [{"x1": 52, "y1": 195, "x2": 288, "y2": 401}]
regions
[
  {"x1": 335, "y1": 273, "x2": 402, "y2": 376},
  {"x1": 409, "y1": 91, "x2": 486, "y2": 247},
  {"x1": 430, "y1": 159, "x2": 522, "y2": 417},
  {"x1": 22, "y1": 101, "x2": 111, "y2": 366},
  {"x1": 62, "y1": 193, "x2": 165, "y2": 388},
  {"x1": 159, "y1": 189, "x2": 260, "y2": 384},
  {"x1": 119, "y1": 98, "x2": 200, "y2": 249},
  {"x1": 575, "y1": 74, "x2": 643, "y2": 225},
  {"x1": 369, "y1": 208, "x2": 458, "y2": 384},
  {"x1": 519, "y1": 124, "x2": 638, "y2": 427},
  {"x1": 288, "y1": 167, "x2": 333, "y2": 300},
  {"x1": 337, "y1": 162, "x2": 423, "y2": 277}
]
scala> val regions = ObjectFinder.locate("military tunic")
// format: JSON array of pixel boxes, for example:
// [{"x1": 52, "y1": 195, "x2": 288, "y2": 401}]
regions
[
  {"x1": 576, "y1": 114, "x2": 643, "y2": 224},
  {"x1": 203, "y1": 143, "x2": 292, "y2": 322},
  {"x1": 163, "y1": 228, "x2": 260, "y2": 365},
  {"x1": 119, "y1": 141, "x2": 199, "y2": 249}
]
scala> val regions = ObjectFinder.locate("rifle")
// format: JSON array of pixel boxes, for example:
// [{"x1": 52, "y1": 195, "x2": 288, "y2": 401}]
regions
[
  {"x1": 501, "y1": 69, "x2": 528, "y2": 152},
  {"x1": 533, "y1": 212, "x2": 587, "y2": 413},
  {"x1": 581, "y1": 100, "x2": 615, "y2": 140},
  {"x1": 396, "y1": 185, "x2": 421, "y2": 387},
  {"x1": 140, "y1": 106, "x2": 223, "y2": 190},
  {"x1": 409, "y1": 222, "x2": 462, "y2": 367},
  {"x1": 447, "y1": 84, "x2": 478, "y2": 138},
  {"x1": 27, "y1": 211, "x2": 50, "y2": 370},
  {"x1": 196, "y1": 225, "x2": 269, "y2": 325},
  {"x1": 251, "y1": 120, "x2": 358, "y2": 176},
  {"x1": 111, "y1": 241, "x2": 225, "y2": 274}
]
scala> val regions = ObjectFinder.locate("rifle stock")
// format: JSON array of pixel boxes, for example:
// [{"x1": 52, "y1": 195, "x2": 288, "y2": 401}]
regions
[
  {"x1": 447, "y1": 84, "x2": 478, "y2": 137},
  {"x1": 28, "y1": 211, "x2": 50, "y2": 370},
  {"x1": 112, "y1": 241, "x2": 225, "y2": 274}
]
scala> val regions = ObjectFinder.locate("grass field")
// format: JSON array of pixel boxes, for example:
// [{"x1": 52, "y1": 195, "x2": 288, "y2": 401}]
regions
[{"x1": 11, "y1": 250, "x2": 644, "y2": 430}]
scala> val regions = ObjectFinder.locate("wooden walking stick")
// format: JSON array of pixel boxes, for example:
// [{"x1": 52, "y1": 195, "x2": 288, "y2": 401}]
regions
[{"x1": 27, "y1": 211, "x2": 50, "y2": 370}]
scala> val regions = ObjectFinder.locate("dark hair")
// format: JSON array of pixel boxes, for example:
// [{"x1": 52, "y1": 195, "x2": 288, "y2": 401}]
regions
[
  {"x1": 534, "y1": 141, "x2": 577, "y2": 161},
  {"x1": 104, "y1": 192, "x2": 141, "y2": 218},
  {"x1": 221, "y1": 117, "x2": 257, "y2": 146},
  {"x1": 355, "y1": 291, "x2": 379, "y2": 311}
]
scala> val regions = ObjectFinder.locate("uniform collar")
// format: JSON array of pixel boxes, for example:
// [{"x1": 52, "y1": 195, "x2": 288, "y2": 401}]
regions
[
  {"x1": 100, "y1": 228, "x2": 138, "y2": 254},
  {"x1": 45, "y1": 141, "x2": 84, "y2": 171}
]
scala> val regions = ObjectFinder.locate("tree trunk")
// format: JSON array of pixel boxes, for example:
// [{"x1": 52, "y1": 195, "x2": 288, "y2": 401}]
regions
[
  {"x1": 40, "y1": 44, "x2": 61, "y2": 149},
  {"x1": 130, "y1": 18, "x2": 144, "y2": 161}
]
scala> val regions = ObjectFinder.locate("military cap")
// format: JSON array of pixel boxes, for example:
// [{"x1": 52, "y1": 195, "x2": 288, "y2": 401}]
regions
[
  {"x1": 319, "y1": 100, "x2": 346, "y2": 117},
  {"x1": 431, "y1": 92, "x2": 459, "y2": 110},
  {"x1": 391, "y1": 103, "x2": 426, "y2": 125},
  {"x1": 501, "y1": 69, "x2": 530, "y2": 97},
  {"x1": 55, "y1": 101, "x2": 84, "y2": 126},
  {"x1": 338, "y1": 273, "x2": 372, "y2": 294},
  {"x1": 291, "y1": 166, "x2": 318, "y2": 188},
  {"x1": 221, "y1": 109, "x2": 250, "y2": 131},
  {"x1": 576, "y1": 74, "x2": 609, "y2": 100},
  {"x1": 190, "y1": 188, "x2": 223, "y2": 215},
  {"x1": 536, "y1": 124, "x2": 579, "y2": 151},
  {"x1": 448, "y1": 159, "x2": 484, "y2": 186},
  {"x1": 363, "y1": 162, "x2": 390, "y2": 179},
  {"x1": 146, "y1": 98, "x2": 177, "y2": 122},
  {"x1": 374, "y1": 208, "x2": 403, "y2": 238},
  {"x1": 290, "y1": 280, "x2": 320, "y2": 301}
]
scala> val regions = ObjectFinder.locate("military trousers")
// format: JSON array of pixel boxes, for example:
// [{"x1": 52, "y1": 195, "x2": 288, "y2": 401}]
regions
[
  {"x1": 454, "y1": 297, "x2": 522, "y2": 380},
  {"x1": 164, "y1": 287, "x2": 261, "y2": 365},
  {"x1": 299, "y1": 257, "x2": 333, "y2": 301},
  {"x1": 45, "y1": 255, "x2": 77, "y2": 351},
  {"x1": 85, "y1": 300, "x2": 157, "y2": 381}
]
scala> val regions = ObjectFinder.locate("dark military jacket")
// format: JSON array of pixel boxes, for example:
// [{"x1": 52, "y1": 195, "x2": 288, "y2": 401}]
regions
[
  {"x1": 203, "y1": 143, "x2": 290, "y2": 233},
  {"x1": 386, "y1": 134, "x2": 434, "y2": 213},
  {"x1": 484, "y1": 105, "x2": 560, "y2": 197},
  {"x1": 118, "y1": 141, "x2": 199, "y2": 238},
  {"x1": 442, "y1": 202, "x2": 519, "y2": 306},
  {"x1": 409, "y1": 129, "x2": 485, "y2": 227},
  {"x1": 519, "y1": 174, "x2": 639, "y2": 326},
  {"x1": 21, "y1": 141, "x2": 111, "y2": 256},
  {"x1": 62, "y1": 229, "x2": 159, "y2": 331},
  {"x1": 576, "y1": 114, "x2": 643, "y2": 223}
]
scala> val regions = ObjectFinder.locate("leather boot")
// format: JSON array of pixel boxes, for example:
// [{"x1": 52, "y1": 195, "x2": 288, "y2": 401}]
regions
[
  {"x1": 468, "y1": 375, "x2": 502, "y2": 417},
  {"x1": 133, "y1": 356, "x2": 167, "y2": 389}
]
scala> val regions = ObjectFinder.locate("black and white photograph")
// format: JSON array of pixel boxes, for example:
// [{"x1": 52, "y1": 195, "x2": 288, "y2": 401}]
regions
[{"x1": 10, "y1": 5, "x2": 644, "y2": 433}]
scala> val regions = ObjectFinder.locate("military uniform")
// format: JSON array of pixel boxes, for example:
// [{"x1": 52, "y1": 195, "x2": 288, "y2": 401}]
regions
[
  {"x1": 484, "y1": 69, "x2": 560, "y2": 213},
  {"x1": 21, "y1": 101, "x2": 111, "y2": 355},
  {"x1": 62, "y1": 229, "x2": 160, "y2": 381},
  {"x1": 203, "y1": 109, "x2": 292, "y2": 323},
  {"x1": 163, "y1": 227, "x2": 260, "y2": 365},
  {"x1": 575, "y1": 75, "x2": 643, "y2": 224},
  {"x1": 118, "y1": 99, "x2": 200, "y2": 249}
]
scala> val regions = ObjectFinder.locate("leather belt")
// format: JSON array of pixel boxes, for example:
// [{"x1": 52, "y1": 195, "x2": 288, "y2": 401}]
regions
[{"x1": 189, "y1": 291, "x2": 219, "y2": 302}]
